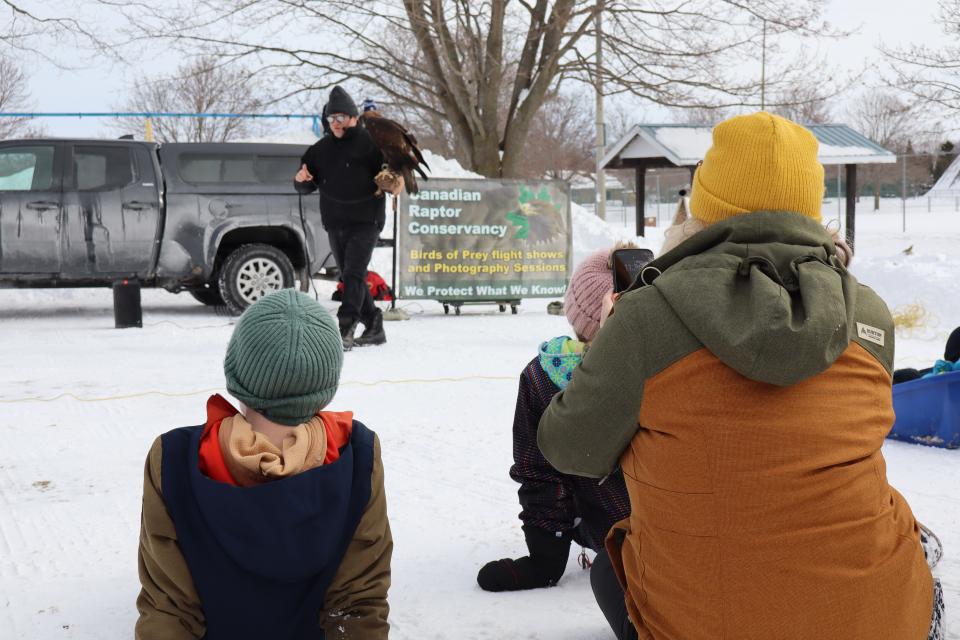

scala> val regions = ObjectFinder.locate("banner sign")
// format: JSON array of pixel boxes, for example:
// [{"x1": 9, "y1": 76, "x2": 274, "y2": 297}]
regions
[{"x1": 397, "y1": 178, "x2": 571, "y2": 301}]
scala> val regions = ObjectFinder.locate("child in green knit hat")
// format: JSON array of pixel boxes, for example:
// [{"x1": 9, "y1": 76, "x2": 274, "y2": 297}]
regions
[{"x1": 135, "y1": 289, "x2": 392, "y2": 639}]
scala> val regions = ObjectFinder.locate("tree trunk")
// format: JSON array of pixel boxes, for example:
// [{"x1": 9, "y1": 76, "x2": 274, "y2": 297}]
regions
[
  {"x1": 500, "y1": 111, "x2": 539, "y2": 178},
  {"x1": 471, "y1": 133, "x2": 502, "y2": 177}
]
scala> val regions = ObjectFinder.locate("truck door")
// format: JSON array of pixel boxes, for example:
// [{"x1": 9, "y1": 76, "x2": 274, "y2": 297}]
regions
[
  {"x1": 0, "y1": 143, "x2": 62, "y2": 274},
  {"x1": 61, "y1": 144, "x2": 160, "y2": 276},
  {"x1": 257, "y1": 153, "x2": 331, "y2": 271},
  {"x1": 176, "y1": 151, "x2": 267, "y2": 255}
]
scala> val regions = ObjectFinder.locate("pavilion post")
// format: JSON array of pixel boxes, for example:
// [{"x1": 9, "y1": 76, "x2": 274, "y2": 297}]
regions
[
  {"x1": 844, "y1": 164, "x2": 857, "y2": 251},
  {"x1": 635, "y1": 162, "x2": 646, "y2": 237}
]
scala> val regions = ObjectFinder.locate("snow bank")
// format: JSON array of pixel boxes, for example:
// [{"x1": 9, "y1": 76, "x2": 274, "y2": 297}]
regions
[
  {"x1": 570, "y1": 203, "x2": 655, "y2": 264},
  {"x1": 418, "y1": 149, "x2": 482, "y2": 179}
]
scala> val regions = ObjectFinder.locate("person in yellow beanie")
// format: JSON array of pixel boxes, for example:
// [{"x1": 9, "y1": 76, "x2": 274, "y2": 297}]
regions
[
  {"x1": 661, "y1": 112, "x2": 852, "y2": 263},
  {"x1": 537, "y1": 112, "x2": 943, "y2": 639}
]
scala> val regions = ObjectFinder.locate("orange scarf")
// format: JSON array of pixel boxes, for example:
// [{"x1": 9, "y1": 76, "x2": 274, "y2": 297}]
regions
[{"x1": 198, "y1": 394, "x2": 353, "y2": 487}]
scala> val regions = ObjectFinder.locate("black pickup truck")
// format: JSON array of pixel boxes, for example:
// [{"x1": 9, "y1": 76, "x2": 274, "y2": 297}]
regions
[{"x1": 0, "y1": 139, "x2": 334, "y2": 314}]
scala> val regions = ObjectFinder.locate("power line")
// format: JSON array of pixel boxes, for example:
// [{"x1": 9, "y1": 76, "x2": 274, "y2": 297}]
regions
[{"x1": 0, "y1": 111, "x2": 325, "y2": 137}]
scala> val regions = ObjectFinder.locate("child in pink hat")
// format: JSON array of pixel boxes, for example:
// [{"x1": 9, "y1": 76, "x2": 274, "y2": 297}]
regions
[{"x1": 477, "y1": 246, "x2": 640, "y2": 640}]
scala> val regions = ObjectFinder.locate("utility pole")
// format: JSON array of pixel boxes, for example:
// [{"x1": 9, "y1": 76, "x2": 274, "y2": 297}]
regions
[
  {"x1": 902, "y1": 155, "x2": 907, "y2": 233},
  {"x1": 595, "y1": 0, "x2": 606, "y2": 220},
  {"x1": 760, "y1": 19, "x2": 767, "y2": 111}
]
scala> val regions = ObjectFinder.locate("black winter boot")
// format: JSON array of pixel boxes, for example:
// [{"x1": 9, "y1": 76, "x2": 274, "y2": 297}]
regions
[
  {"x1": 339, "y1": 318, "x2": 358, "y2": 351},
  {"x1": 476, "y1": 525, "x2": 572, "y2": 592},
  {"x1": 355, "y1": 309, "x2": 386, "y2": 346}
]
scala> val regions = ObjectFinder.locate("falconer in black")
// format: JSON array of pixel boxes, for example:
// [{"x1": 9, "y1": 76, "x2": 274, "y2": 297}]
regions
[{"x1": 295, "y1": 85, "x2": 386, "y2": 350}]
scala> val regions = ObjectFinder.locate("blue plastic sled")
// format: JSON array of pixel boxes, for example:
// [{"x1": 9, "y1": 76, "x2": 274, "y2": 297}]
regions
[{"x1": 889, "y1": 370, "x2": 960, "y2": 449}]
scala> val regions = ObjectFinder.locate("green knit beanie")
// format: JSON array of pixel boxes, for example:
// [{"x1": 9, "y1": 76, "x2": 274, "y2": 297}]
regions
[{"x1": 224, "y1": 289, "x2": 343, "y2": 425}]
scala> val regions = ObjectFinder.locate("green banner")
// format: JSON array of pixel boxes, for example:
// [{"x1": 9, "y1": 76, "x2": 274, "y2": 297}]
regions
[{"x1": 397, "y1": 178, "x2": 572, "y2": 300}]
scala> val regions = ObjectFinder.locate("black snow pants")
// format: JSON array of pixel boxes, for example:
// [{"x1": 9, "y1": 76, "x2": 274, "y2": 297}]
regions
[
  {"x1": 328, "y1": 224, "x2": 379, "y2": 325},
  {"x1": 591, "y1": 549, "x2": 638, "y2": 640}
]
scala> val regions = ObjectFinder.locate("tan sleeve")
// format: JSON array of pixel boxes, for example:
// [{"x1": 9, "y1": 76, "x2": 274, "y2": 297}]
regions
[
  {"x1": 135, "y1": 437, "x2": 206, "y2": 640},
  {"x1": 320, "y1": 434, "x2": 393, "y2": 639}
]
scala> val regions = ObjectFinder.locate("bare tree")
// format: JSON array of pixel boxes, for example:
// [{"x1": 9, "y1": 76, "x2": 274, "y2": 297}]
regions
[
  {"x1": 846, "y1": 89, "x2": 918, "y2": 210},
  {"x1": 884, "y1": 0, "x2": 960, "y2": 115},
  {"x1": 0, "y1": 54, "x2": 39, "y2": 138},
  {"x1": 111, "y1": 55, "x2": 266, "y2": 143},
  {"x1": 770, "y1": 72, "x2": 834, "y2": 124},
  {"x1": 604, "y1": 101, "x2": 639, "y2": 142},
  {"x1": 847, "y1": 90, "x2": 916, "y2": 152},
  {"x1": 521, "y1": 91, "x2": 595, "y2": 180},
  {"x1": 0, "y1": 1, "x2": 117, "y2": 62},
  {"x1": 117, "y1": 0, "x2": 840, "y2": 178}
]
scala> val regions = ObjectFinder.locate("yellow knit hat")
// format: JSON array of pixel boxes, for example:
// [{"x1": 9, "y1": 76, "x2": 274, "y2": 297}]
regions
[{"x1": 689, "y1": 112, "x2": 825, "y2": 223}]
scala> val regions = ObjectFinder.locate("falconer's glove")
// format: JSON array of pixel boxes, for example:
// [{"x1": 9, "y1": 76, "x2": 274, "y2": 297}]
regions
[{"x1": 374, "y1": 168, "x2": 405, "y2": 196}]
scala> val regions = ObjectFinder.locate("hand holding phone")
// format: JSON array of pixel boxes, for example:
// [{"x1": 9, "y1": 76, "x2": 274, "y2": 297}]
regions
[{"x1": 612, "y1": 248, "x2": 655, "y2": 293}]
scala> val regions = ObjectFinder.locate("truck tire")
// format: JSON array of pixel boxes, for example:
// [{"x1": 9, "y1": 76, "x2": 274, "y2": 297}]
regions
[
  {"x1": 218, "y1": 243, "x2": 295, "y2": 315},
  {"x1": 190, "y1": 287, "x2": 225, "y2": 306}
]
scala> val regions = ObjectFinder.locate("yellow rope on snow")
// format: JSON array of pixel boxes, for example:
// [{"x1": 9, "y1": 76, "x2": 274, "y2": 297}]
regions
[{"x1": 0, "y1": 375, "x2": 515, "y2": 404}]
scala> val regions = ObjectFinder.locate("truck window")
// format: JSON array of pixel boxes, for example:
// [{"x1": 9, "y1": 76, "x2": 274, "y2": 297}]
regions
[
  {"x1": 74, "y1": 145, "x2": 136, "y2": 191},
  {"x1": 222, "y1": 156, "x2": 257, "y2": 182},
  {"x1": 133, "y1": 146, "x2": 157, "y2": 184},
  {"x1": 255, "y1": 155, "x2": 299, "y2": 184},
  {"x1": 179, "y1": 153, "x2": 257, "y2": 184},
  {"x1": 0, "y1": 145, "x2": 55, "y2": 191}
]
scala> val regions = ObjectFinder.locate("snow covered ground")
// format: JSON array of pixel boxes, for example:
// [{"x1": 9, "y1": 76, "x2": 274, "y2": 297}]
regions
[{"x1": 1, "y1": 193, "x2": 958, "y2": 638}]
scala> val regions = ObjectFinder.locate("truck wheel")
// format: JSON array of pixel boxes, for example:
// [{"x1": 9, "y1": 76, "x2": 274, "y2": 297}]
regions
[
  {"x1": 218, "y1": 243, "x2": 295, "y2": 315},
  {"x1": 190, "y1": 287, "x2": 225, "y2": 306}
]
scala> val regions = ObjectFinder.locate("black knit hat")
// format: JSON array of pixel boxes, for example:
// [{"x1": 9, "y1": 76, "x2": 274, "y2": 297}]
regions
[
  {"x1": 326, "y1": 86, "x2": 359, "y2": 117},
  {"x1": 945, "y1": 326, "x2": 960, "y2": 362}
]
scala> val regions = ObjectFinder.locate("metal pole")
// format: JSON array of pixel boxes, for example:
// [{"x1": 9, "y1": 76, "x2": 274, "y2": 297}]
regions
[
  {"x1": 655, "y1": 173, "x2": 661, "y2": 225},
  {"x1": 836, "y1": 165, "x2": 841, "y2": 221},
  {"x1": 635, "y1": 163, "x2": 646, "y2": 237},
  {"x1": 761, "y1": 19, "x2": 767, "y2": 110},
  {"x1": 391, "y1": 196, "x2": 398, "y2": 311},
  {"x1": 902, "y1": 155, "x2": 907, "y2": 233},
  {"x1": 595, "y1": 0, "x2": 606, "y2": 220}
]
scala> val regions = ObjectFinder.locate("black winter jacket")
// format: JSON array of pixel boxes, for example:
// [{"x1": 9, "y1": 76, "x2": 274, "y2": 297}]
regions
[
  {"x1": 295, "y1": 125, "x2": 386, "y2": 230},
  {"x1": 510, "y1": 353, "x2": 630, "y2": 552}
]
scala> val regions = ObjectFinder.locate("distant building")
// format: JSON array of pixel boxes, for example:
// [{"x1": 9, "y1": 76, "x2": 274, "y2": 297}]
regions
[{"x1": 569, "y1": 173, "x2": 628, "y2": 207}]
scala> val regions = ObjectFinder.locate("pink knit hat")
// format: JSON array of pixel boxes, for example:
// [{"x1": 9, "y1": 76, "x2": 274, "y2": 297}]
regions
[{"x1": 564, "y1": 249, "x2": 613, "y2": 342}]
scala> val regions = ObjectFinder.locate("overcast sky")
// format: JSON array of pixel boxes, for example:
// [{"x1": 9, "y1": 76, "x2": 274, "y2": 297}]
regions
[{"x1": 17, "y1": 0, "x2": 955, "y2": 139}]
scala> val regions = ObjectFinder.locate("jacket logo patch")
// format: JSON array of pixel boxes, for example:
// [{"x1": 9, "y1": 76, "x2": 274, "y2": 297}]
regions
[{"x1": 856, "y1": 322, "x2": 885, "y2": 346}]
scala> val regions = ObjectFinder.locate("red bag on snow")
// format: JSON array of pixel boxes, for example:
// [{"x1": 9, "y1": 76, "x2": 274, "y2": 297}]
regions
[{"x1": 332, "y1": 270, "x2": 394, "y2": 302}]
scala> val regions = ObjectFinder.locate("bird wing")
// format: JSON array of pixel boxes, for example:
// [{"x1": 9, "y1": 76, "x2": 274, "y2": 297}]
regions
[{"x1": 361, "y1": 114, "x2": 430, "y2": 192}]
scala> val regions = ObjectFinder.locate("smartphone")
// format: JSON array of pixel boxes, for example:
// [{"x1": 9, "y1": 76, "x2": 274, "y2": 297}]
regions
[{"x1": 612, "y1": 248, "x2": 655, "y2": 293}]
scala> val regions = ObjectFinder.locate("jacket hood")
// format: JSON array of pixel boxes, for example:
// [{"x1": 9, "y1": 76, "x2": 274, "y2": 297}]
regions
[
  {"x1": 538, "y1": 336, "x2": 586, "y2": 390},
  {"x1": 642, "y1": 212, "x2": 856, "y2": 386},
  {"x1": 189, "y1": 424, "x2": 359, "y2": 583}
]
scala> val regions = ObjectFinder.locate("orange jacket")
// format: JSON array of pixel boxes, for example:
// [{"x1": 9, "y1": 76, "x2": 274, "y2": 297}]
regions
[{"x1": 539, "y1": 214, "x2": 933, "y2": 639}]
